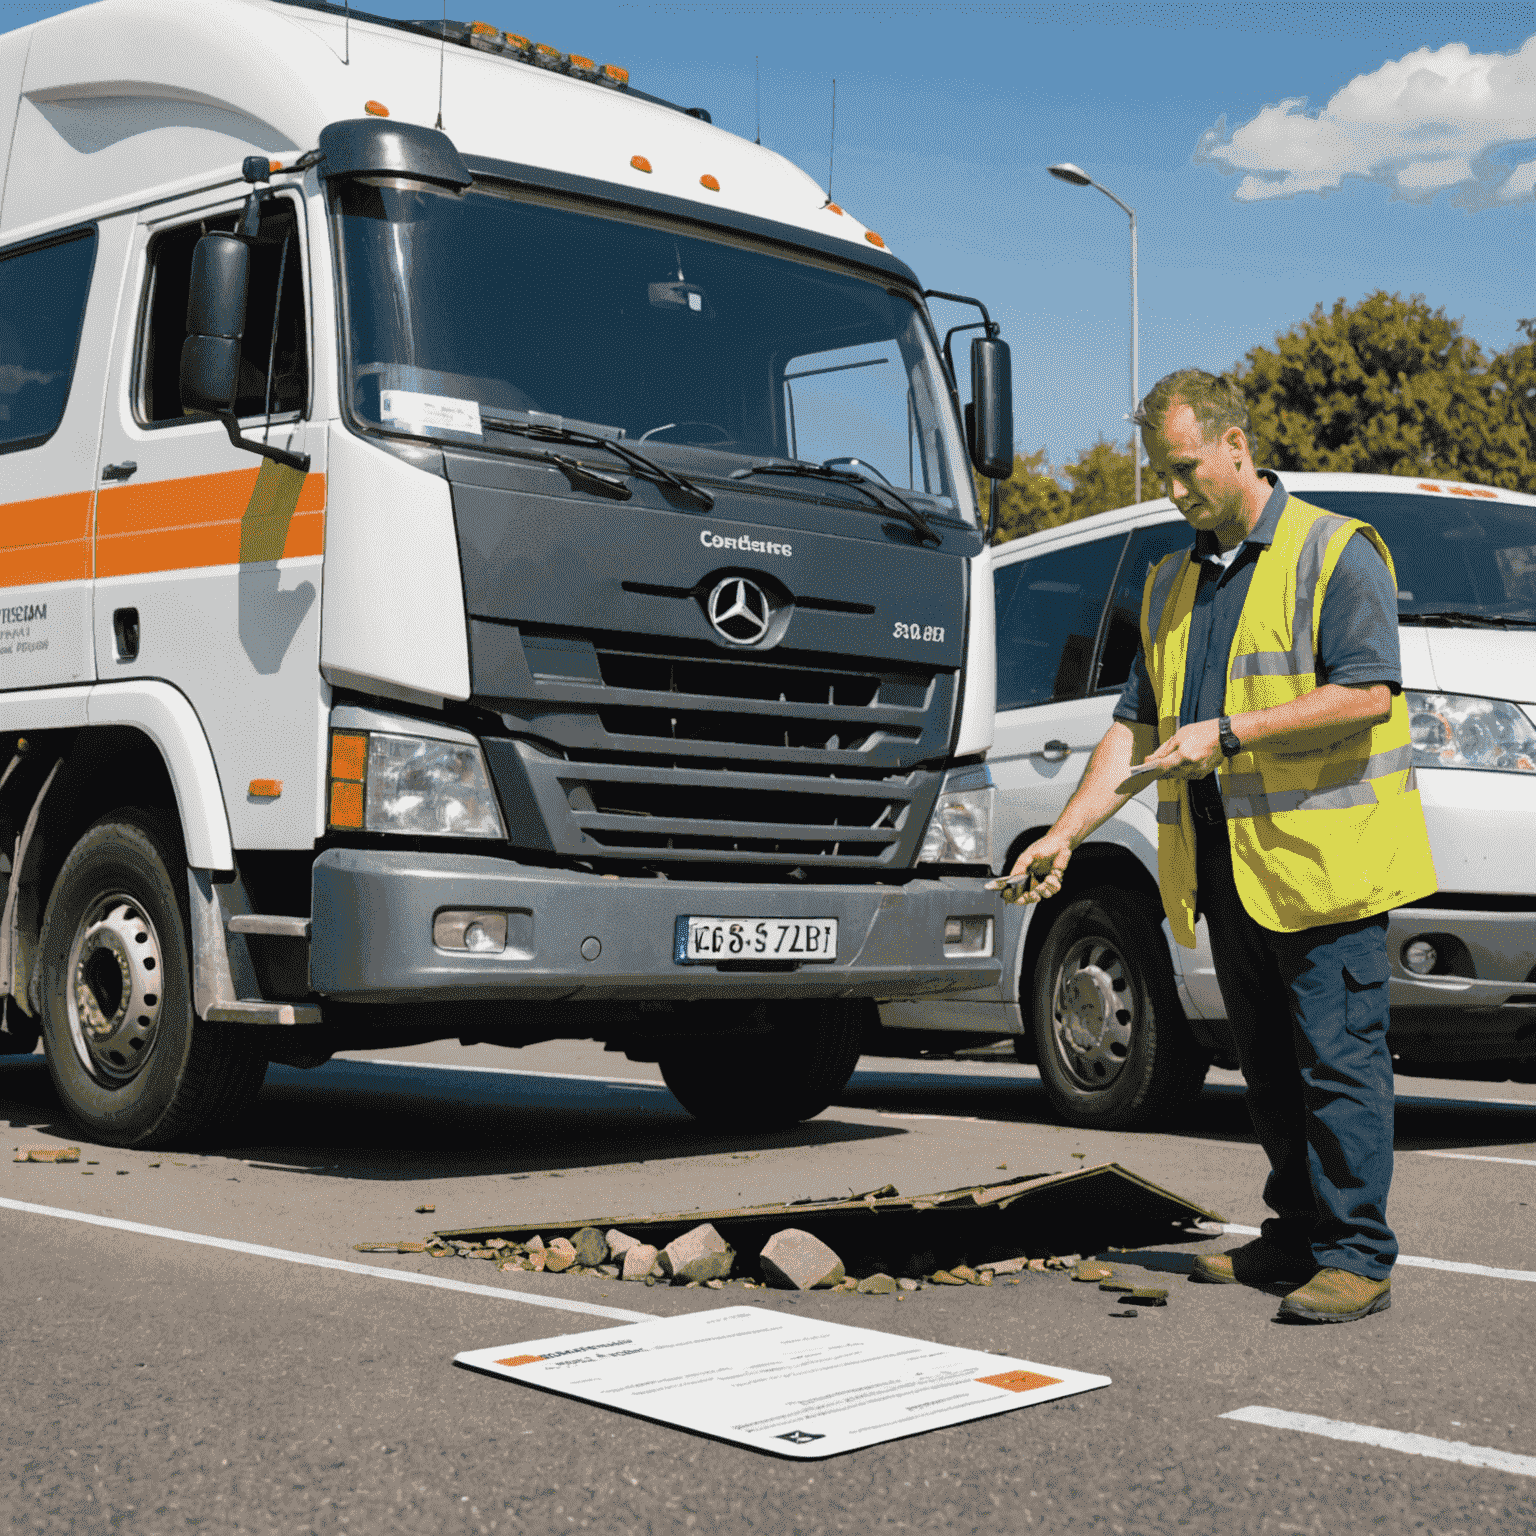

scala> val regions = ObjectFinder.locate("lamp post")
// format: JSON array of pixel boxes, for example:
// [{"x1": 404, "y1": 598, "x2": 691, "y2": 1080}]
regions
[{"x1": 1048, "y1": 162, "x2": 1140, "y2": 504}]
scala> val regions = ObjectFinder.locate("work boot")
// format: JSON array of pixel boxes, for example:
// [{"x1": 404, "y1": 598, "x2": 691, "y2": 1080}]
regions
[
  {"x1": 1277, "y1": 1268, "x2": 1391, "y2": 1323},
  {"x1": 1189, "y1": 1236, "x2": 1316, "y2": 1288}
]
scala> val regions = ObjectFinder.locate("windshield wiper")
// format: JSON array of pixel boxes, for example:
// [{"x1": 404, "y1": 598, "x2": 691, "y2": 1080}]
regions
[
  {"x1": 1400, "y1": 610, "x2": 1536, "y2": 629},
  {"x1": 482, "y1": 412, "x2": 714, "y2": 510},
  {"x1": 728, "y1": 460, "x2": 941, "y2": 546}
]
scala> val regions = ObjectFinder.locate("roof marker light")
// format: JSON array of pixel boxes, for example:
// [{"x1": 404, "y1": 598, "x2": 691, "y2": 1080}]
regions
[
  {"x1": 700, "y1": 174, "x2": 720, "y2": 191},
  {"x1": 864, "y1": 230, "x2": 886, "y2": 248},
  {"x1": 467, "y1": 19, "x2": 505, "y2": 52},
  {"x1": 600, "y1": 64, "x2": 629, "y2": 88},
  {"x1": 570, "y1": 53, "x2": 599, "y2": 79},
  {"x1": 631, "y1": 155, "x2": 652, "y2": 173},
  {"x1": 826, "y1": 202, "x2": 844, "y2": 215},
  {"x1": 533, "y1": 42, "x2": 569, "y2": 70},
  {"x1": 364, "y1": 100, "x2": 390, "y2": 117},
  {"x1": 248, "y1": 779, "x2": 282, "y2": 799}
]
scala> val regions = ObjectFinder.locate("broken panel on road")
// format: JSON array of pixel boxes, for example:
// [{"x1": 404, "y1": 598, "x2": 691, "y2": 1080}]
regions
[{"x1": 436, "y1": 1161, "x2": 1222, "y2": 1279}]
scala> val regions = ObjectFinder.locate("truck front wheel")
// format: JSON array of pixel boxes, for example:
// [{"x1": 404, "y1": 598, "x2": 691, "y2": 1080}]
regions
[
  {"x1": 1029, "y1": 887, "x2": 1208, "y2": 1130},
  {"x1": 658, "y1": 1001, "x2": 865, "y2": 1131},
  {"x1": 37, "y1": 812, "x2": 267, "y2": 1149}
]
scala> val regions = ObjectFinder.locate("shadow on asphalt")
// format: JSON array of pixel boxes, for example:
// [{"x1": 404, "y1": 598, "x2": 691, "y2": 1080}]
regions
[{"x1": 1, "y1": 1051, "x2": 1530, "y2": 1175}]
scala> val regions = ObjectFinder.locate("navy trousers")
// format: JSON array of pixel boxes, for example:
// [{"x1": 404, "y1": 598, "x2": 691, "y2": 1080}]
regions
[{"x1": 1196, "y1": 825, "x2": 1398, "y2": 1280}]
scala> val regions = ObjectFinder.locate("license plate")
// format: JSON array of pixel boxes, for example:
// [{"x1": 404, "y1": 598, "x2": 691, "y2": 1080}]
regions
[{"x1": 675, "y1": 916, "x2": 839, "y2": 964}]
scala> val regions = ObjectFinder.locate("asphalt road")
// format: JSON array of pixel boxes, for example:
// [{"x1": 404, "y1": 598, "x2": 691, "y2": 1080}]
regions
[{"x1": 4, "y1": 1039, "x2": 1535, "y2": 1535}]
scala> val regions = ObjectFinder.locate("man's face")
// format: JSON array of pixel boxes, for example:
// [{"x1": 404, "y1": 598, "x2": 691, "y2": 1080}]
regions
[{"x1": 1145, "y1": 402, "x2": 1247, "y2": 535}]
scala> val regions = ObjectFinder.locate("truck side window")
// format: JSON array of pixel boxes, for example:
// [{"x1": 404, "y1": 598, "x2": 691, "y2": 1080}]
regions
[
  {"x1": 1094, "y1": 521, "x2": 1196, "y2": 692},
  {"x1": 138, "y1": 199, "x2": 308, "y2": 424},
  {"x1": 993, "y1": 535, "x2": 1125, "y2": 711},
  {"x1": 0, "y1": 227, "x2": 97, "y2": 454}
]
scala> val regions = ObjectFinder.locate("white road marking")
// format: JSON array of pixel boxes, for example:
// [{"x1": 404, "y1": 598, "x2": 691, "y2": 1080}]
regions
[
  {"x1": 343, "y1": 1057, "x2": 669, "y2": 1090},
  {"x1": 0, "y1": 1196, "x2": 653, "y2": 1323},
  {"x1": 1215, "y1": 1224, "x2": 1536, "y2": 1283},
  {"x1": 875, "y1": 1112, "x2": 982, "y2": 1122},
  {"x1": 1420, "y1": 1151, "x2": 1536, "y2": 1167},
  {"x1": 1221, "y1": 1406, "x2": 1536, "y2": 1478}
]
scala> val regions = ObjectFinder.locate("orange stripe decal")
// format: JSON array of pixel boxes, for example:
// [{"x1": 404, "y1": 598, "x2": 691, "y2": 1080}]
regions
[
  {"x1": 0, "y1": 490, "x2": 94, "y2": 591},
  {"x1": 95, "y1": 466, "x2": 326, "y2": 579}
]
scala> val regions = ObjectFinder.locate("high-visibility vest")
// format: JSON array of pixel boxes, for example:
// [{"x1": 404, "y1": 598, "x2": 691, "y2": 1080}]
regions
[{"x1": 1140, "y1": 495, "x2": 1437, "y2": 944}]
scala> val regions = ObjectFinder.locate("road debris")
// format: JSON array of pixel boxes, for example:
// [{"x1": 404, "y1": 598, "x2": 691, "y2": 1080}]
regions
[
  {"x1": 1127, "y1": 1287, "x2": 1168, "y2": 1306},
  {"x1": 760, "y1": 1229, "x2": 845, "y2": 1291},
  {"x1": 416, "y1": 1204, "x2": 436, "y2": 1214},
  {"x1": 1072, "y1": 1261, "x2": 1116, "y2": 1283},
  {"x1": 622, "y1": 1244, "x2": 659, "y2": 1282},
  {"x1": 13, "y1": 1147, "x2": 81, "y2": 1163},
  {"x1": 658, "y1": 1224, "x2": 734, "y2": 1284}
]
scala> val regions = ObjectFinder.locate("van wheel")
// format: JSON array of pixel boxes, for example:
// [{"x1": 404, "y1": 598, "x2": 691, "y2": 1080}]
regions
[
  {"x1": 1029, "y1": 887, "x2": 1207, "y2": 1130},
  {"x1": 658, "y1": 1001, "x2": 864, "y2": 1131},
  {"x1": 37, "y1": 812, "x2": 267, "y2": 1149}
]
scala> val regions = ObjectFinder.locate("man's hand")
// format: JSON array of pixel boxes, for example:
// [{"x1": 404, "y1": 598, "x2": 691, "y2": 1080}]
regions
[
  {"x1": 988, "y1": 830, "x2": 1073, "y2": 905},
  {"x1": 1142, "y1": 718, "x2": 1223, "y2": 781}
]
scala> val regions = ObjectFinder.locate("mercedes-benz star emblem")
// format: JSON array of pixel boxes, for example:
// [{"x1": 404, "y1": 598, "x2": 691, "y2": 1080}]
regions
[{"x1": 707, "y1": 577, "x2": 772, "y2": 645}]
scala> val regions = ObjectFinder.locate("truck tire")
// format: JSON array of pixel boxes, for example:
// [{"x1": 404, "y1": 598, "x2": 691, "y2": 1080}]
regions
[
  {"x1": 1029, "y1": 886, "x2": 1208, "y2": 1130},
  {"x1": 37, "y1": 811, "x2": 267, "y2": 1149},
  {"x1": 658, "y1": 1001, "x2": 864, "y2": 1131}
]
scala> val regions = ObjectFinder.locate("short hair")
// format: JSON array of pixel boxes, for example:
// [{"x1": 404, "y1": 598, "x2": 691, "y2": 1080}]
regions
[{"x1": 1133, "y1": 369, "x2": 1250, "y2": 446}]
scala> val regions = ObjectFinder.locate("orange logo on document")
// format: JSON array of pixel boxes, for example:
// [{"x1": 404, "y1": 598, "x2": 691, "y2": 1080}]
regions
[
  {"x1": 495, "y1": 1354, "x2": 547, "y2": 1368},
  {"x1": 975, "y1": 1370, "x2": 1061, "y2": 1394}
]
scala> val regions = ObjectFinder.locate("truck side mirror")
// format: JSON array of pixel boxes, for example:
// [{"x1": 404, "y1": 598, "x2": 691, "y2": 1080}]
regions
[
  {"x1": 969, "y1": 335, "x2": 1013, "y2": 480},
  {"x1": 179, "y1": 231, "x2": 250, "y2": 416}
]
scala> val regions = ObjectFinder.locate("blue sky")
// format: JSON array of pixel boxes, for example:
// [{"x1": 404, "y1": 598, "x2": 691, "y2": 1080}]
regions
[{"x1": 5, "y1": 0, "x2": 1531, "y2": 468}]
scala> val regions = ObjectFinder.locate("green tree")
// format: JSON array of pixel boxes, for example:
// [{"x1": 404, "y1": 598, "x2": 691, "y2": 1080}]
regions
[
  {"x1": 980, "y1": 438, "x2": 1151, "y2": 544},
  {"x1": 1235, "y1": 292, "x2": 1535, "y2": 492}
]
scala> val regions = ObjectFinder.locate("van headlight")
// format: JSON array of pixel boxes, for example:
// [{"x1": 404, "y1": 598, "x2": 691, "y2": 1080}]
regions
[
  {"x1": 918, "y1": 772, "x2": 994, "y2": 865},
  {"x1": 328, "y1": 730, "x2": 507, "y2": 837},
  {"x1": 1407, "y1": 692, "x2": 1536, "y2": 774}
]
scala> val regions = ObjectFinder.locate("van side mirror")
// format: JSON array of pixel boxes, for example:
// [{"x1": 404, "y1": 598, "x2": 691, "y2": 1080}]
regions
[
  {"x1": 179, "y1": 231, "x2": 249, "y2": 416},
  {"x1": 969, "y1": 335, "x2": 1013, "y2": 480}
]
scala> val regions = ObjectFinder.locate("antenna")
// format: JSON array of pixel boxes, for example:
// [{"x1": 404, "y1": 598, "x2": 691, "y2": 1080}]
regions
[
  {"x1": 754, "y1": 56, "x2": 761, "y2": 145},
  {"x1": 343, "y1": 0, "x2": 350, "y2": 65},
  {"x1": 826, "y1": 78, "x2": 836, "y2": 203},
  {"x1": 435, "y1": 0, "x2": 446, "y2": 129}
]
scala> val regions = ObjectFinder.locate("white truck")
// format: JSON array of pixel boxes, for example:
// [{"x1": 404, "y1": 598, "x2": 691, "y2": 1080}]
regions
[{"x1": 0, "y1": 0, "x2": 1015, "y2": 1146}]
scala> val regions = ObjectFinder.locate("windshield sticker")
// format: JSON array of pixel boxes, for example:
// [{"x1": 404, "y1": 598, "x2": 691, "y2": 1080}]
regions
[{"x1": 380, "y1": 389, "x2": 483, "y2": 437}]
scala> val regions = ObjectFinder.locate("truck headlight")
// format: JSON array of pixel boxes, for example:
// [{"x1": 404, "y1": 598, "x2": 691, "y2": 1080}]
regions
[
  {"x1": 328, "y1": 730, "x2": 507, "y2": 837},
  {"x1": 1407, "y1": 692, "x2": 1536, "y2": 774},
  {"x1": 918, "y1": 774, "x2": 994, "y2": 865}
]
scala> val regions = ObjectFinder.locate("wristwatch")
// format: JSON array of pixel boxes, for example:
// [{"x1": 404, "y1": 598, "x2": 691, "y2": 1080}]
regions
[{"x1": 1218, "y1": 715, "x2": 1242, "y2": 758}]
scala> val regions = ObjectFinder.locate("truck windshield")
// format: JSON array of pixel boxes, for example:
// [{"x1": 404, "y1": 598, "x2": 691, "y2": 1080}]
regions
[
  {"x1": 1301, "y1": 491, "x2": 1536, "y2": 624},
  {"x1": 332, "y1": 178, "x2": 975, "y2": 525}
]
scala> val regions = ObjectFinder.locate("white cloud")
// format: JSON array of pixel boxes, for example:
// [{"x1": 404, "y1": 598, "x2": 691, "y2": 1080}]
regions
[{"x1": 1195, "y1": 36, "x2": 1536, "y2": 207}]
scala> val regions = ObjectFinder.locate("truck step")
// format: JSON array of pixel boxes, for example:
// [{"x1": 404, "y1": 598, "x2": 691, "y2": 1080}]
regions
[
  {"x1": 226, "y1": 914, "x2": 311, "y2": 939},
  {"x1": 203, "y1": 1001, "x2": 322, "y2": 1025}
]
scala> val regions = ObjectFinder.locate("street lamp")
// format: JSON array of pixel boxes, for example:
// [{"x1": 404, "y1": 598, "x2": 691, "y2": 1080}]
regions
[{"x1": 1048, "y1": 161, "x2": 1140, "y2": 504}]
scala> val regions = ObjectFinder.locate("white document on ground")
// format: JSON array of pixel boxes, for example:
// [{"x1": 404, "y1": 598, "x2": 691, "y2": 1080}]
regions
[{"x1": 454, "y1": 1305, "x2": 1109, "y2": 1458}]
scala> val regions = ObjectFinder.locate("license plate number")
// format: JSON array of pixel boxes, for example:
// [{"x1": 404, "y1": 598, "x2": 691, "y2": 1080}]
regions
[{"x1": 676, "y1": 917, "x2": 839, "y2": 964}]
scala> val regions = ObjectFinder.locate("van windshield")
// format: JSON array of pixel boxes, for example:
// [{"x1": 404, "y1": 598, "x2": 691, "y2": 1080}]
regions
[
  {"x1": 331, "y1": 177, "x2": 975, "y2": 525},
  {"x1": 1298, "y1": 490, "x2": 1536, "y2": 624}
]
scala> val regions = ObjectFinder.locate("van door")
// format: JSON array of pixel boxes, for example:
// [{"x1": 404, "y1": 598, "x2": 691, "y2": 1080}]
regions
[
  {"x1": 0, "y1": 220, "x2": 125, "y2": 691},
  {"x1": 989, "y1": 532, "x2": 1128, "y2": 855},
  {"x1": 92, "y1": 187, "x2": 327, "y2": 853}
]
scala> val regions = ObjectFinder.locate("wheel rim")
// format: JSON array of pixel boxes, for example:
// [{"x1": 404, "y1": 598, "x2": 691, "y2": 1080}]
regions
[
  {"x1": 64, "y1": 895, "x2": 165, "y2": 1085},
  {"x1": 1048, "y1": 935, "x2": 1135, "y2": 1091}
]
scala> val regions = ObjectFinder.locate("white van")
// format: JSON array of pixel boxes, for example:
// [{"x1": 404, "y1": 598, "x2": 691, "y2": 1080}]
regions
[{"x1": 878, "y1": 472, "x2": 1536, "y2": 1127}]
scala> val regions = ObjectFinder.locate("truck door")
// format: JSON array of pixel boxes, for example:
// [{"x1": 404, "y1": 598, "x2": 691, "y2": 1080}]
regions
[
  {"x1": 92, "y1": 186, "x2": 327, "y2": 853},
  {"x1": 0, "y1": 218, "x2": 126, "y2": 690}
]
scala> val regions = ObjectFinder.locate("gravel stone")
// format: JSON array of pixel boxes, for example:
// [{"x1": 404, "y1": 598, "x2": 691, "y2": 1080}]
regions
[
  {"x1": 857, "y1": 1273, "x2": 898, "y2": 1295},
  {"x1": 605, "y1": 1229, "x2": 641, "y2": 1261},
  {"x1": 622, "y1": 1244, "x2": 659, "y2": 1282},
  {"x1": 572, "y1": 1227, "x2": 609, "y2": 1267},
  {"x1": 659, "y1": 1223, "x2": 735, "y2": 1284},
  {"x1": 544, "y1": 1238, "x2": 578, "y2": 1273},
  {"x1": 759, "y1": 1229, "x2": 845, "y2": 1291}
]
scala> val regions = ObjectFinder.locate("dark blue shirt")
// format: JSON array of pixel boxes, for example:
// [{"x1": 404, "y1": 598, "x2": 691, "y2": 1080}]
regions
[{"x1": 1113, "y1": 475, "x2": 1402, "y2": 795}]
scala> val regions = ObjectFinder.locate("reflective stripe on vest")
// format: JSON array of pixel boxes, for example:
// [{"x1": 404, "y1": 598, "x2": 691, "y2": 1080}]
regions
[{"x1": 1140, "y1": 496, "x2": 1437, "y2": 940}]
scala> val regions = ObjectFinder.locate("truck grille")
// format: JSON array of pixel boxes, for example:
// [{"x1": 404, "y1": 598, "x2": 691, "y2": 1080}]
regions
[{"x1": 473, "y1": 625, "x2": 955, "y2": 869}]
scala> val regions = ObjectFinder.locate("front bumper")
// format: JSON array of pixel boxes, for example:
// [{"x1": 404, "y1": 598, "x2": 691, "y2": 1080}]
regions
[{"x1": 310, "y1": 848, "x2": 1001, "y2": 1004}]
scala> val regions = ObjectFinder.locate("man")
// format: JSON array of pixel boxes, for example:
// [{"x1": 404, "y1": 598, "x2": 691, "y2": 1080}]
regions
[{"x1": 995, "y1": 369, "x2": 1436, "y2": 1323}]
